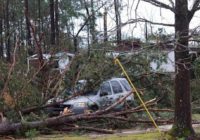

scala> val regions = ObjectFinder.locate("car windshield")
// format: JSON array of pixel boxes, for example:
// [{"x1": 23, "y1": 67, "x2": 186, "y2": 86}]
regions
[
  {"x1": 84, "y1": 90, "x2": 98, "y2": 96},
  {"x1": 120, "y1": 79, "x2": 131, "y2": 91}
]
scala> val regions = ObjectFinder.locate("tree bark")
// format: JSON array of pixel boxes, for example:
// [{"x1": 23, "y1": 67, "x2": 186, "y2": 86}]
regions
[
  {"x1": 50, "y1": 0, "x2": 55, "y2": 45},
  {"x1": 170, "y1": 0, "x2": 195, "y2": 137}
]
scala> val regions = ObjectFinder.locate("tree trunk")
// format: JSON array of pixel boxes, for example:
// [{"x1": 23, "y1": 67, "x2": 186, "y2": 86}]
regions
[
  {"x1": 50, "y1": 0, "x2": 55, "y2": 45},
  {"x1": 74, "y1": 37, "x2": 78, "y2": 53},
  {"x1": 0, "y1": 17, "x2": 3, "y2": 59},
  {"x1": 5, "y1": 0, "x2": 10, "y2": 62},
  {"x1": 90, "y1": 0, "x2": 96, "y2": 44},
  {"x1": 87, "y1": 25, "x2": 90, "y2": 56},
  {"x1": 0, "y1": 0, "x2": 3, "y2": 59},
  {"x1": 103, "y1": 8, "x2": 108, "y2": 42},
  {"x1": 145, "y1": 21, "x2": 148, "y2": 42},
  {"x1": 24, "y1": 0, "x2": 31, "y2": 46},
  {"x1": 83, "y1": 0, "x2": 90, "y2": 55},
  {"x1": 38, "y1": 0, "x2": 41, "y2": 34},
  {"x1": 0, "y1": 114, "x2": 106, "y2": 135},
  {"x1": 55, "y1": 0, "x2": 59, "y2": 45},
  {"x1": 114, "y1": 0, "x2": 121, "y2": 45},
  {"x1": 170, "y1": 0, "x2": 195, "y2": 137}
]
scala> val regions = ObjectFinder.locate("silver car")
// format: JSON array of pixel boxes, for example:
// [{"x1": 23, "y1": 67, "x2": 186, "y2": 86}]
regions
[{"x1": 48, "y1": 78, "x2": 134, "y2": 115}]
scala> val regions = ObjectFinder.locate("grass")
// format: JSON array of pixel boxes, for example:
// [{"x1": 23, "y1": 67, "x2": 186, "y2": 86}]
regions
[
  {"x1": 192, "y1": 114, "x2": 200, "y2": 120},
  {"x1": 34, "y1": 123, "x2": 200, "y2": 140},
  {"x1": 34, "y1": 132, "x2": 173, "y2": 140}
]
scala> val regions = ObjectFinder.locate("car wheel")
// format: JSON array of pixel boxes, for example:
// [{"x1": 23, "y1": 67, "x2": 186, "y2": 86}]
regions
[{"x1": 90, "y1": 105, "x2": 99, "y2": 112}]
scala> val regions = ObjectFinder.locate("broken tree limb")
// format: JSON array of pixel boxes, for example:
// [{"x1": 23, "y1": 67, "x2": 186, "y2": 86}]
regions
[
  {"x1": 107, "y1": 98, "x2": 158, "y2": 117},
  {"x1": 92, "y1": 115, "x2": 173, "y2": 124},
  {"x1": 130, "y1": 108, "x2": 174, "y2": 113},
  {"x1": 110, "y1": 108, "x2": 173, "y2": 117},
  {"x1": 0, "y1": 112, "x2": 114, "y2": 135},
  {"x1": 61, "y1": 126, "x2": 114, "y2": 134},
  {"x1": 94, "y1": 91, "x2": 133, "y2": 115},
  {"x1": 20, "y1": 90, "x2": 85, "y2": 114}
]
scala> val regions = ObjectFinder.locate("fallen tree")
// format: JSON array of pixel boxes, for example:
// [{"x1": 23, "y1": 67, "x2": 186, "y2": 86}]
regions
[{"x1": 0, "y1": 97, "x2": 171, "y2": 135}]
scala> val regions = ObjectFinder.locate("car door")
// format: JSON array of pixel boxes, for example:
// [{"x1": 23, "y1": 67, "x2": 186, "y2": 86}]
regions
[
  {"x1": 110, "y1": 80, "x2": 124, "y2": 105},
  {"x1": 98, "y1": 82, "x2": 113, "y2": 109}
]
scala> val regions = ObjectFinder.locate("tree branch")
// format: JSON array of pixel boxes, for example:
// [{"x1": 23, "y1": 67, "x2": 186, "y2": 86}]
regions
[
  {"x1": 123, "y1": 18, "x2": 174, "y2": 27},
  {"x1": 168, "y1": 0, "x2": 174, "y2": 9},
  {"x1": 75, "y1": 2, "x2": 106, "y2": 38},
  {"x1": 141, "y1": 0, "x2": 175, "y2": 12},
  {"x1": 191, "y1": 0, "x2": 200, "y2": 11},
  {"x1": 188, "y1": 0, "x2": 200, "y2": 21},
  {"x1": 61, "y1": 126, "x2": 114, "y2": 134}
]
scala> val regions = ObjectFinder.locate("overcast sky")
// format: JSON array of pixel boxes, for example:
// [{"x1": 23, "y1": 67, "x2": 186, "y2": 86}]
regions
[{"x1": 95, "y1": 0, "x2": 200, "y2": 40}]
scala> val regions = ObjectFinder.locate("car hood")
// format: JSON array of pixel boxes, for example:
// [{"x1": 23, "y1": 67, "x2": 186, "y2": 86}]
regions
[{"x1": 63, "y1": 95, "x2": 97, "y2": 105}]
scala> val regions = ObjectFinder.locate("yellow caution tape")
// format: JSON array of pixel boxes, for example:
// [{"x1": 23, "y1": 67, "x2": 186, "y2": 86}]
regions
[{"x1": 114, "y1": 58, "x2": 161, "y2": 133}]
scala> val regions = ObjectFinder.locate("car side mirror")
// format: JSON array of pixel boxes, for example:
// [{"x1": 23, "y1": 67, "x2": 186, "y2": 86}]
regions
[{"x1": 100, "y1": 92, "x2": 108, "y2": 97}]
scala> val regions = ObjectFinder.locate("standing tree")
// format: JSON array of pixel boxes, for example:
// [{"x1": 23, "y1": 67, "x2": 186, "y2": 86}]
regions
[
  {"x1": 83, "y1": 0, "x2": 91, "y2": 55},
  {"x1": 103, "y1": 8, "x2": 108, "y2": 42},
  {"x1": 38, "y1": 0, "x2": 41, "y2": 34},
  {"x1": 141, "y1": 0, "x2": 200, "y2": 138},
  {"x1": 50, "y1": 0, "x2": 55, "y2": 45},
  {"x1": 5, "y1": 0, "x2": 10, "y2": 62},
  {"x1": 24, "y1": 0, "x2": 31, "y2": 46},
  {"x1": 90, "y1": 0, "x2": 97, "y2": 44},
  {"x1": 0, "y1": 0, "x2": 3, "y2": 59},
  {"x1": 114, "y1": 0, "x2": 121, "y2": 45},
  {"x1": 55, "y1": 0, "x2": 59, "y2": 45}
]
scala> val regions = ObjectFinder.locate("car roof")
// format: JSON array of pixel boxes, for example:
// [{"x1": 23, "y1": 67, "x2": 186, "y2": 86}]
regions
[{"x1": 108, "y1": 77, "x2": 127, "y2": 82}]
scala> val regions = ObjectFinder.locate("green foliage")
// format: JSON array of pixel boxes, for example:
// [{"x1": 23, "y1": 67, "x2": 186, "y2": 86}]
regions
[
  {"x1": 118, "y1": 47, "x2": 173, "y2": 107},
  {"x1": 193, "y1": 57, "x2": 200, "y2": 79},
  {"x1": 191, "y1": 58, "x2": 200, "y2": 112},
  {"x1": 0, "y1": 50, "x2": 42, "y2": 121},
  {"x1": 63, "y1": 45, "x2": 174, "y2": 108},
  {"x1": 65, "y1": 51, "x2": 119, "y2": 91},
  {"x1": 191, "y1": 80, "x2": 200, "y2": 101},
  {"x1": 25, "y1": 129, "x2": 39, "y2": 139}
]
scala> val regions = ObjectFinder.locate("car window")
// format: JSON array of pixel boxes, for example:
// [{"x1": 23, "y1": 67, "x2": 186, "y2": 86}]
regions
[
  {"x1": 111, "y1": 81, "x2": 123, "y2": 94},
  {"x1": 120, "y1": 80, "x2": 131, "y2": 91},
  {"x1": 100, "y1": 82, "x2": 112, "y2": 95}
]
